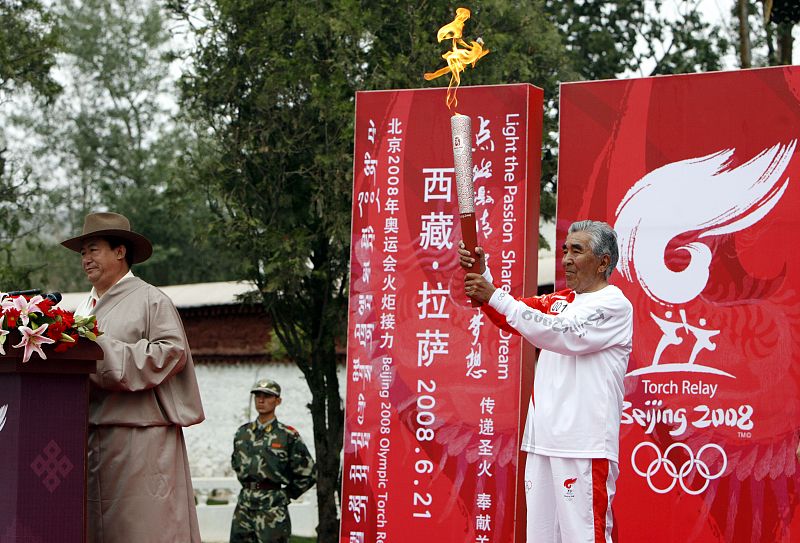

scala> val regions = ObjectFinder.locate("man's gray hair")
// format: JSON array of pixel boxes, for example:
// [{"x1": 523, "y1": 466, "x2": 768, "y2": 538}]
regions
[{"x1": 568, "y1": 220, "x2": 619, "y2": 280}]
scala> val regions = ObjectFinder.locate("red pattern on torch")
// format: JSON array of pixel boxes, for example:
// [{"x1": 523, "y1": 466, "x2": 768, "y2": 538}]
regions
[{"x1": 451, "y1": 113, "x2": 480, "y2": 307}]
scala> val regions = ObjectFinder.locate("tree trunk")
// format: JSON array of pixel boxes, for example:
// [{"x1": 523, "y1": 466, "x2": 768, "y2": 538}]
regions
[
  {"x1": 766, "y1": 20, "x2": 778, "y2": 64},
  {"x1": 738, "y1": 0, "x2": 752, "y2": 68},
  {"x1": 777, "y1": 21, "x2": 794, "y2": 64},
  {"x1": 268, "y1": 288, "x2": 344, "y2": 542},
  {"x1": 307, "y1": 242, "x2": 345, "y2": 543},
  {"x1": 309, "y1": 370, "x2": 343, "y2": 543},
  {"x1": 265, "y1": 235, "x2": 346, "y2": 543},
  {"x1": 307, "y1": 339, "x2": 344, "y2": 543}
]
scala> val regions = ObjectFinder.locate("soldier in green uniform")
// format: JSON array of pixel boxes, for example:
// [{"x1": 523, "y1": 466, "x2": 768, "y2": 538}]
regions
[{"x1": 230, "y1": 378, "x2": 317, "y2": 543}]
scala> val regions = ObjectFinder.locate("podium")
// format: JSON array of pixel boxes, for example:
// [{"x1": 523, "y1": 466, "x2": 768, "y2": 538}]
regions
[{"x1": 0, "y1": 340, "x2": 101, "y2": 543}]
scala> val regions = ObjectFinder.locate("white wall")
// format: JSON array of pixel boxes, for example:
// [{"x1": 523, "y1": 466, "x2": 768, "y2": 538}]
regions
[{"x1": 184, "y1": 362, "x2": 347, "y2": 477}]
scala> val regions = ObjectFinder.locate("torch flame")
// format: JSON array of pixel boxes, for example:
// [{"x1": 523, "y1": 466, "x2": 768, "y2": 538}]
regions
[{"x1": 424, "y1": 7, "x2": 489, "y2": 112}]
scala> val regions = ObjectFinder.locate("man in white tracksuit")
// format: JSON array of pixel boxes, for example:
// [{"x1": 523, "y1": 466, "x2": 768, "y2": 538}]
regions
[{"x1": 460, "y1": 220, "x2": 633, "y2": 543}]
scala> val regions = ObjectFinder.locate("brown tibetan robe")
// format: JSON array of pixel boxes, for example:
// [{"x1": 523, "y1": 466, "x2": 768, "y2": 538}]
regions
[{"x1": 84, "y1": 276, "x2": 205, "y2": 543}]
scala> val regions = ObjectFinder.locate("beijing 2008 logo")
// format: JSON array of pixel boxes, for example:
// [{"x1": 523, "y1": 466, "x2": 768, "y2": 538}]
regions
[{"x1": 631, "y1": 441, "x2": 727, "y2": 495}]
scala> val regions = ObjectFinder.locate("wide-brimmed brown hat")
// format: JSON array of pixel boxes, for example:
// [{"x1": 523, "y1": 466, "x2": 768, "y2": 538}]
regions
[{"x1": 61, "y1": 212, "x2": 153, "y2": 264}]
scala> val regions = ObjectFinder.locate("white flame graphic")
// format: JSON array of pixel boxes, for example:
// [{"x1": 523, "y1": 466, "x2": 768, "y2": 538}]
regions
[{"x1": 614, "y1": 141, "x2": 795, "y2": 305}]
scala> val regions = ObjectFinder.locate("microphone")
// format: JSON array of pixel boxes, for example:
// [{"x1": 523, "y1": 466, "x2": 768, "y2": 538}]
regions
[
  {"x1": 6, "y1": 289, "x2": 42, "y2": 297},
  {"x1": 43, "y1": 292, "x2": 63, "y2": 305},
  {"x1": 3, "y1": 290, "x2": 62, "y2": 305}
]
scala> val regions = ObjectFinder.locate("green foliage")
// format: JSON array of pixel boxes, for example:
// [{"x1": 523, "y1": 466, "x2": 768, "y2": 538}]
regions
[
  {"x1": 171, "y1": 1, "x2": 341, "y2": 533},
  {"x1": 645, "y1": 5, "x2": 730, "y2": 75},
  {"x1": 740, "y1": 1, "x2": 797, "y2": 66},
  {"x1": 267, "y1": 331, "x2": 289, "y2": 361},
  {"x1": 0, "y1": 0, "x2": 61, "y2": 289},
  {"x1": 539, "y1": 0, "x2": 730, "y2": 237},
  {"x1": 0, "y1": 0, "x2": 61, "y2": 100},
  {"x1": 173, "y1": 0, "x2": 571, "y2": 280},
  {"x1": 769, "y1": 0, "x2": 800, "y2": 25},
  {"x1": 170, "y1": 2, "x2": 359, "y2": 532},
  {"x1": 12, "y1": 0, "x2": 242, "y2": 291},
  {"x1": 0, "y1": 158, "x2": 48, "y2": 288},
  {"x1": 544, "y1": 0, "x2": 730, "y2": 79}
]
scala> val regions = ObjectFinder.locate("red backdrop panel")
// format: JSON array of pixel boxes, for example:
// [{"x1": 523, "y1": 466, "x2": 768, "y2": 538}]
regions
[
  {"x1": 341, "y1": 84, "x2": 542, "y2": 543},
  {"x1": 557, "y1": 66, "x2": 800, "y2": 542}
]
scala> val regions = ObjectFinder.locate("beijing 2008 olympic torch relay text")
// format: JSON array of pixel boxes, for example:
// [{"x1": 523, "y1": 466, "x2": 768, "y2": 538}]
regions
[{"x1": 424, "y1": 7, "x2": 489, "y2": 307}]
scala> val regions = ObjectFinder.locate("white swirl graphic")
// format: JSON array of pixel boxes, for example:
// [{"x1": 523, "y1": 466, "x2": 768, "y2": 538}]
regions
[
  {"x1": 0, "y1": 403, "x2": 6, "y2": 433},
  {"x1": 631, "y1": 441, "x2": 727, "y2": 495},
  {"x1": 614, "y1": 141, "x2": 795, "y2": 304}
]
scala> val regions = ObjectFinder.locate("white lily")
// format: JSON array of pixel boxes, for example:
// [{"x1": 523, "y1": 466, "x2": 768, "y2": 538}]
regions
[
  {"x1": 13, "y1": 323, "x2": 55, "y2": 363},
  {"x1": 2, "y1": 295, "x2": 45, "y2": 327},
  {"x1": 0, "y1": 315, "x2": 8, "y2": 355}
]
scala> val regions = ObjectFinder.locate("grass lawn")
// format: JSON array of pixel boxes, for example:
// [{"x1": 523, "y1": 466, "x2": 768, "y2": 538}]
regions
[{"x1": 289, "y1": 537, "x2": 316, "y2": 543}]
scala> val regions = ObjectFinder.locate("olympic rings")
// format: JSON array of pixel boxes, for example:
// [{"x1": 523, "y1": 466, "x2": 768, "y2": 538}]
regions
[{"x1": 631, "y1": 441, "x2": 727, "y2": 495}]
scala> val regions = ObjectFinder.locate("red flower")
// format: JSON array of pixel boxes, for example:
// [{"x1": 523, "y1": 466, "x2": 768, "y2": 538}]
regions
[
  {"x1": 55, "y1": 309, "x2": 75, "y2": 328},
  {"x1": 38, "y1": 299, "x2": 54, "y2": 314},
  {"x1": 5, "y1": 309, "x2": 20, "y2": 328},
  {"x1": 0, "y1": 295, "x2": 101, "y2": 360},
  {"x1": 54, "y1": 333, "x2": 79, "y2": 353},
  {"x1": 48, "y1": 313, "x2": 70, "y2": 336}
]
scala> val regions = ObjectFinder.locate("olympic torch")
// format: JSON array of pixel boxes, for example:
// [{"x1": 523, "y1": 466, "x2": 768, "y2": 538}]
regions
[
  {"x1": 451, "y1": 113, "x2": 480, "y2": 280},
  {"x1": 424, "y1": 7, "x2": 489, "y2": 306}
]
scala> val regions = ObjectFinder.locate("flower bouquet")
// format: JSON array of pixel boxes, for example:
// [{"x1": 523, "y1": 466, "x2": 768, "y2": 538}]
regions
[{"x1": 0, "y1": 294, "x2": 102, "y2": 363}]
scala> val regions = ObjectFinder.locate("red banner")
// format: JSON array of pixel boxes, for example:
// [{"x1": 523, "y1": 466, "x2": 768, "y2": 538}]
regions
[
  {"x1": 557, "y1": 66, "x2": 800, "y2": 542},
  {"x1": 341, "y1": 84, "x2": 542, "y2": 543}
]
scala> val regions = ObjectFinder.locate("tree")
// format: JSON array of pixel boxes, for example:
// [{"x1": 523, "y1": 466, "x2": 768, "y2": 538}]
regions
[
  {"x1": 0, "y1": 160, "x2": 50, "y2": 288},
  {"x1": 12, "y1": 0, "x2": 241, "y2": 292},
  {"x1": 538, "y1": 1, "x2": 730, "y2": 244},
  {"x1": 168, "y1": 0, "x2": 568, "y2": 539},
  {"x1": 0, "y1": 0, "x2": 61, "y2": 100},
  {"x1": 543, "y1": 0, "x2": 731, "y2": 79},
  {"x1": 732, "y1": 1, "x2": 800, "y2": 68},
  {"x1": 763, "y1": 0, "x2": 799, "y2": 64},
  {"x1": 738, "y1": 0, "x2": 753, "y2": 67},
  {"x1": 0, "y1": 0, "x2": 61, "y2": 288}
]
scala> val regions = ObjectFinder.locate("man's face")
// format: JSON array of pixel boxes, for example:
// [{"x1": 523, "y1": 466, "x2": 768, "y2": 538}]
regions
[
  {"x1": 80, "y1": 237, "x2": 127, "y2": 291},
  {"x1": 253, "y1": 392, "x2": 281, "y2": 419},
  {"x1": 562, "y1": 230, "x2": 609, "y2": 293}
]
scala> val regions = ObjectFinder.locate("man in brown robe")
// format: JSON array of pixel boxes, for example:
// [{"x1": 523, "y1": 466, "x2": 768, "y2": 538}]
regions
[{"x1": 62, "y1": 212, "x2": 205, "y2": 543}]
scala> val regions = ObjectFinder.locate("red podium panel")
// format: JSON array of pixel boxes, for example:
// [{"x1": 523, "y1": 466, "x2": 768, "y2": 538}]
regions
[
  {"x1": 0, "y1": 341, "x2": 100, "y2": 543},
  {"x1": 558, "y1": 66, "x2": 800, "y2": 542},
  {"x1": 341, "y1": 84, "x2": 542, "y2": 543}
]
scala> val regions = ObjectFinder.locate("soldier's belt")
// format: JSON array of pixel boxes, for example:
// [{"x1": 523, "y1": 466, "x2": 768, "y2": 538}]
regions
[{"x1": 242, "y1": 480, "x2": 283, "y2": 491}]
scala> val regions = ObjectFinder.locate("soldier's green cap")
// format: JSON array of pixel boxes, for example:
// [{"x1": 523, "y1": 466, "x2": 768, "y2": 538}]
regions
[{"x1": 251, "y1": 378, "x2": 281, "y2": 397}]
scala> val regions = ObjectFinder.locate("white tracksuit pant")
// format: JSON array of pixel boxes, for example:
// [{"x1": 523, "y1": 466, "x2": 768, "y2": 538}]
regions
[{"x1": 525, "y1": 452, "x2": 619, "y2": 543}]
